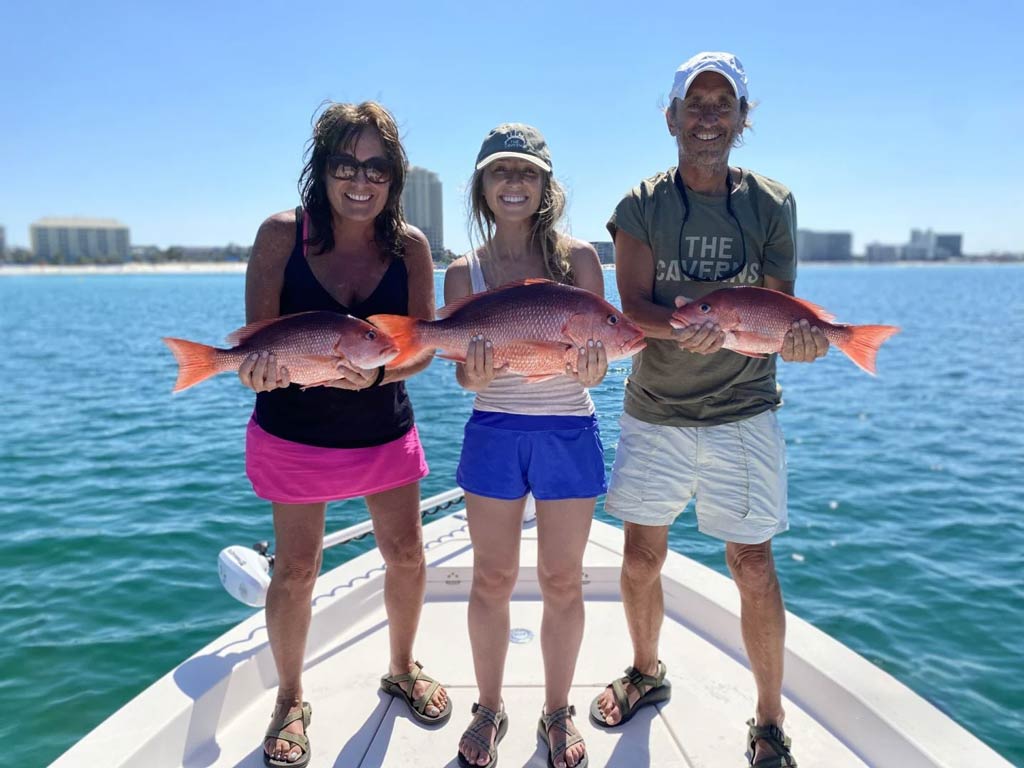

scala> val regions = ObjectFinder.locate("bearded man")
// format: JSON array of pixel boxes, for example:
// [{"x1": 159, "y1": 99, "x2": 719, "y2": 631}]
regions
[{"x1": 592, "y1": 52, "x2": 829, "y2": 768}]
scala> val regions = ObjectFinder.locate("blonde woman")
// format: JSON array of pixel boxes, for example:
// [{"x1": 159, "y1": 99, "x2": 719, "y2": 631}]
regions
[{"x1": 445, "y1": 124, "x2": 602, "y2": 768}]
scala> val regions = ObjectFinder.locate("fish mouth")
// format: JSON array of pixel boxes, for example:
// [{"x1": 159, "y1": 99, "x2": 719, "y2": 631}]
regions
[
  {"x1": 621, "y1": 333, "x2": 647, "y2": 355},
  {"x1": 359, "y1": 346, "x2": 399, "y2": 367}
]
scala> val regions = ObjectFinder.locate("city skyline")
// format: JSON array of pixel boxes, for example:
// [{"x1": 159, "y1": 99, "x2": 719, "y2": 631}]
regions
[
  {"x1": 1, "y1": 2, "x2": 1020, "y2": 255},
  {"x1": 7, "y1": 215, "x2": 1010, "y2": 264}
]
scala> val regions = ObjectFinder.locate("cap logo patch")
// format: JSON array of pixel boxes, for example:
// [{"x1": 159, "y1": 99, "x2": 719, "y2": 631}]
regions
[{"x1": 504, "y1": 130, "x2": 528, "y2": 149}]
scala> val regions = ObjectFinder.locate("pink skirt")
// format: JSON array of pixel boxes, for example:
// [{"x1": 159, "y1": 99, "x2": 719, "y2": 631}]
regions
[{"x1": 245, "y1": 418, "x2": 429, "y2": 504}]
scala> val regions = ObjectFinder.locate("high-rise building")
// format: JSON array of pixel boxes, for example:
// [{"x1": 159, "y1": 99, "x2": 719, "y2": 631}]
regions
[
  {"x1": 865, "y1": 243, "x2": 900, "y2": 262},
  {"x1": 0, "y1": 226, "x2": 6, "y2": 259},
  {"x1": 30, "y1": 217, "x2": 130, "y2": 262},
  {"x1": 402, "y1": 167, "x2": 444, "y2": 255},
  {"x1": 590, "y1": 241, "x2": 615, "y2": 264},
  {"x1": 906, "y1": 229, "x2": 962, "y2": 260},
  {"x1": 797, "y1": 230, "x2": 852, "y2": 261}
]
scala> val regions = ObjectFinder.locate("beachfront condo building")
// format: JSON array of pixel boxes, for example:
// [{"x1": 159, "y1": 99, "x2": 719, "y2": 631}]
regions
[
  {"x1": 590, "y1": 241, "x2": 615, "y2": 264},
  {"x1": 30, "y1": 217, "x2": 131, "y2": 263},
  {"x1": 797, "y1": 229, "x2": 853, "y2": 262},
  {"x1": 403, "y1": 166, "x2": 444, "y2": 256}
]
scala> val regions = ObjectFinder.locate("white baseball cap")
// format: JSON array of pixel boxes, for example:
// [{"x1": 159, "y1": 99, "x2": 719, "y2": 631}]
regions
[{"x1": 669, "y1": 52, "x2": 749, "y2": 102}]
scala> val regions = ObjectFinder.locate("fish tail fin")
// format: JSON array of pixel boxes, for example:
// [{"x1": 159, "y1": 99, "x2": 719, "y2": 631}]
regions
[
  {"x1": 367, "y1": 314, "x2": 428, "y2": 367},
  {"x1": 162, "y1": 337, "x2": 221, "y2": 392},
  {"x1": 835, "y1": 324, "x2": 900, "y2": 375}
]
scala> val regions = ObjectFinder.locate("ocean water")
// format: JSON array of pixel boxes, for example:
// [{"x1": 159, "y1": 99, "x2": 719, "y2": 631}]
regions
[{"x1": 1, "y1": 265, "x2": 1021, "y2": 765}]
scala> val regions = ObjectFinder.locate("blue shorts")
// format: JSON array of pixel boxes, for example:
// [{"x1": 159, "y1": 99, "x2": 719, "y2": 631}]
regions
[{"x1": 456, "y1": 410, "x2": 607, "y2": 501}]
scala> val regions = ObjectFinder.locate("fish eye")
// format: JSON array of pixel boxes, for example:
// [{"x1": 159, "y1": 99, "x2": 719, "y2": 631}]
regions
[
  {"x1": 699, "y1": 304, "x2": 711, "y2": 313},
  {"x1": 607, "y1": 314, "x2": 618, "y2": 325},
  {"x1": 365, "y1": 330, "x2": 377, "y2": 340}
]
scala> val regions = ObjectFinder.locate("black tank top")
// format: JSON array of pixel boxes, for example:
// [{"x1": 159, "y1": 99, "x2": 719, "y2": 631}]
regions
[{"x1": 253, "y1": 210, "x2": 415, "y2": 448}]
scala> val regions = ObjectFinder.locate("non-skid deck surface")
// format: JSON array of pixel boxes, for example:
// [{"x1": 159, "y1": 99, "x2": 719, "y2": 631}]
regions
[{"x1": 201, "y1": 521, "x2": 867, "y2": 767}]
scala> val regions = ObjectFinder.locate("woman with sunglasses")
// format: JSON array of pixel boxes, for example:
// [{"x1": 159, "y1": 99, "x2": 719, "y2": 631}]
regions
[
  {"x1": 446, "y1": 124, "x2": 603, "y2": 768},
  {"x1": 239, "y1": 102, "x2": 449, "y2": 767}
]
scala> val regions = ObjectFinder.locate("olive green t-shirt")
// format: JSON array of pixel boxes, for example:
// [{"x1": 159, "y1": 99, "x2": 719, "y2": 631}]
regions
[{"x1": 608, "y1": 167, "x2": 797, "y2": 427}]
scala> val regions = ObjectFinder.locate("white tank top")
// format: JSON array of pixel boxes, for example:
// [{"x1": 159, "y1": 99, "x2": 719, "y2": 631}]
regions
[{"x1": 465, "y1": 251, "x2": 594, "y2": 416}]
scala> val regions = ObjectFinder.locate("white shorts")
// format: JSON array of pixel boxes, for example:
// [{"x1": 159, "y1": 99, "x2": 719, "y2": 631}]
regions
[{"x1": 605, "y1": 410, "x2": 788, "y2": 544}]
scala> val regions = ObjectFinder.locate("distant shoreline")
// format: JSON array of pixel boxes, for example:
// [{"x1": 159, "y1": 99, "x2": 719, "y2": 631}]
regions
[
  {"x1": 0, "y1": 262, "x2": 248, "y2": 276},
  {"x1": 0, "y1": 259, "x2": 1019, "y2": 277}
]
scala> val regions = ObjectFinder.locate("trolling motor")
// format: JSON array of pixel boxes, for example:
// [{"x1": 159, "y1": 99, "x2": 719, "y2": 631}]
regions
[{"x1": 218, "y1": 541, "x2": 273, "y2": 607}]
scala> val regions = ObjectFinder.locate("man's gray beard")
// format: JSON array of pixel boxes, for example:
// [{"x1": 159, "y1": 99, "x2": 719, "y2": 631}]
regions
[
  {"x1": 679, "y1": 150, "x2": 730, "y2": 175},
  {"x1": 677, "y1": 138, "x2": 732, "y2": 174}
]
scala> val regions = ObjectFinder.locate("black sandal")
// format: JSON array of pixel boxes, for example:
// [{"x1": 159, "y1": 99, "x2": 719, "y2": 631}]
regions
[
  {"x1": 745, "y1": 718, "x2": 797, "y2": 767},
  {"x1": 589, "y1": 660, "x2": 672, "y2": 728},
  {"x1": 457, "y1": 702, "x2": 508, "y2": 768}
]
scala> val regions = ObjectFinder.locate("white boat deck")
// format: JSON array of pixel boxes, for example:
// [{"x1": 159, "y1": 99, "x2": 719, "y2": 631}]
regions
[{"x1": 55, "y1": 507, "x2": 1012, "y2": 767}]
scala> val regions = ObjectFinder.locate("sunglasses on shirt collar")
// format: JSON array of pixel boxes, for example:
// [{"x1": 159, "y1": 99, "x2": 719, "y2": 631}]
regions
[{"x1": 674, "y1": 168, "x2": 748, "y2": 282}]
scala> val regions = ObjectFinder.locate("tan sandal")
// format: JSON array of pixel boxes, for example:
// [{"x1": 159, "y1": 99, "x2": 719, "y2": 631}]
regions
[
  {"x1": 262, "y1": 701, "x2": 311, "y2": 768},
  {"x1": 589, "y1": 660, "x2": 671, "y2": 728},
  {"x1": 380, "y1": 660, "x2": 453, "y2": 725},
  {"x1": 457, "y1": 702, "x2": 508, "y2": 768},
  {"x1": 538, "y1": 704, "x2": 588, "y2": 768}
]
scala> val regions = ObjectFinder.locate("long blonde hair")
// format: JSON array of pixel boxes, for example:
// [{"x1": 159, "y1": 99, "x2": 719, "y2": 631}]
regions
[{"x1": 468, "y1": 169, "x2": 574, "y2": 284}]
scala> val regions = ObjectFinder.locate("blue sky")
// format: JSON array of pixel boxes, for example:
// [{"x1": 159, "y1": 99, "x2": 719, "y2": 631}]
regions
[{"x1": 1, "y1": 0, "x2": 1020, "y2": 255}]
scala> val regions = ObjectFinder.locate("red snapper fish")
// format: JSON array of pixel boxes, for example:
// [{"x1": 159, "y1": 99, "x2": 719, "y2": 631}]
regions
[
  {"x1": 669, "y1": 286, "x2": 900, "y2": 375},
  {"x1": 369, "y1": 279, "x2": 646, "y2": 381},
  {"x1": 163, "y1": 311, "x2": 399, "y2": 392}
]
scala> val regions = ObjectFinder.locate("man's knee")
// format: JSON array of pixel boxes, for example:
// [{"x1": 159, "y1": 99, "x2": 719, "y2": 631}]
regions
[
  {"x1": 726, "y1": 542, "x2": 778, "y2": 597},
  {"x1": 622, "y1": 525, "x2": 669, "y2": 584}
]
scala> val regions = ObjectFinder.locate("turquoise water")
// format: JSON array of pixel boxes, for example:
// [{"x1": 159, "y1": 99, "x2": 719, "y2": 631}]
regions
[{"x1": 2, "y1": 266, "x2": 1022, "y2": 765}]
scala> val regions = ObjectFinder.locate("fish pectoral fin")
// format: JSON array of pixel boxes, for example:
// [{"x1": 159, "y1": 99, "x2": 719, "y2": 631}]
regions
[
  {"x1": 516, "y1": 340, "x2": 575, "y2": 354},
  {"x1": 437, "y1": 351, "x2": 468, "y2": 363},
  {"x1": 299, "y1": 379, "x2": 336, "y2": 390},
  {"x1": 297, "y1": 354, "x2": 342, "y2": 365}
]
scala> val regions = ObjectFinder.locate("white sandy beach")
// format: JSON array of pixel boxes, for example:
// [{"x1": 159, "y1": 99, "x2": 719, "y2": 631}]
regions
[
  {"x1": 0, "y1": 262, "x2": 249, "y2": 276},
  {"x1": 0, "y1": 264, "x2": 249, "y2": 278}
]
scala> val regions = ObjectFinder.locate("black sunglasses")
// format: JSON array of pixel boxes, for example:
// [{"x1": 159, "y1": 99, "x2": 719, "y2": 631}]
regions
[
  {"x1": 326, "y1": 153, "x2": 393, "y2": 184},
  {"x1": 674, "y1": 169, "x2": 748, "y2": 282}
]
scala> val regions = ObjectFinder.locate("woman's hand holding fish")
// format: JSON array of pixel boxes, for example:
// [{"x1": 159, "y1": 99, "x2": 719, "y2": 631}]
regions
[
  {"x1": 461, "y1": 335, "x2": 504, "y2": 391},
  {"x1": 238, "y1": 352, "x2": 291, "y2": 393},
  {"x1": 780, "y1": 319, "x2": 829, "y2": 362},
  {"x1": 327, "y1": 355, "x2": 380, "y2": 390},
  {"x1": 566, "y1": 340, "x2": 608, "y2": 387}
]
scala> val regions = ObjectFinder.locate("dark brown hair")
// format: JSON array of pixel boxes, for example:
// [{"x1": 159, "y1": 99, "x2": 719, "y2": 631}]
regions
[{"x1": 298, "y1": 101, "x2": 408, "y2": 257}]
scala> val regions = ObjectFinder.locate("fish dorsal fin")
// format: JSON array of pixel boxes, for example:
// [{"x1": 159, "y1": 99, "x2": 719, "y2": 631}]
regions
[
  {"x1": 437, "y1": 278, "x2": 556, "y2": 319},
  {"x1": 786, "y1": 295, "x2": 836, "y2": 323},
  {"x1": 225, "y1": 311, "x2": 321, "y2": 345}
]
